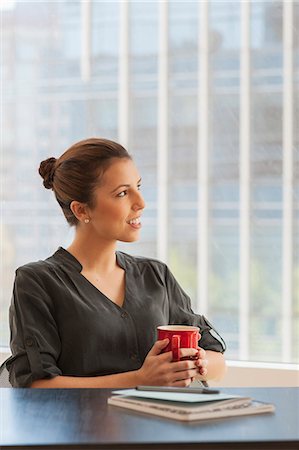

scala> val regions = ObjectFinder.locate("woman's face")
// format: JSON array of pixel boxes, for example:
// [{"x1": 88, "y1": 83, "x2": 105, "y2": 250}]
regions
[{"x1": 87, "y1": 158, "x2": 145, "y2": 243}]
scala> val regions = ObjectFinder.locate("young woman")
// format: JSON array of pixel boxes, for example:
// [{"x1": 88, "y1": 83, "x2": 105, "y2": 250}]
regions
[{"x1": 7, "y1": 138, "x2": 226, "y2": 388}]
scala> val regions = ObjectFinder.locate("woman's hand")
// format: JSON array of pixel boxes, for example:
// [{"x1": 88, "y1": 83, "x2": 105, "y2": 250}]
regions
[
  {"x1": 195, "y1": 347, "x2": 208, "y2": 378},
  {"x1": 137, "y1": 339, "x2": 199, "y2": 387}
]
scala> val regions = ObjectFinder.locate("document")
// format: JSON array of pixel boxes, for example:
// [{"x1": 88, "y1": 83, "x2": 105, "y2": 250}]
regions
[{"x1": 108, "y1": 388, "x2": 275, "y2": 422}]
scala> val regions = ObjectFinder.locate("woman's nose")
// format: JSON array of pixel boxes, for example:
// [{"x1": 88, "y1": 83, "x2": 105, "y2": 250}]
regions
[{"x1": 132, "y1": 190, "x2": 145, "y2": 211}]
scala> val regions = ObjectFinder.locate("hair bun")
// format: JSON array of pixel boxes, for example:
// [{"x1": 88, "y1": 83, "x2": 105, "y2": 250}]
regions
[{"x1": 39, "y1": 157, "x2": 57, "y2": 189}]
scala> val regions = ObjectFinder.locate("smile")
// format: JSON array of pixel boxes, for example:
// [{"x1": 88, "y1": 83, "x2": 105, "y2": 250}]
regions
[
  {"x1": 128, "y1": 217, "x2": 141, "y2": 225},
  {"x1": 127, "y1": 217, "x2": 142, "y2": 229}
]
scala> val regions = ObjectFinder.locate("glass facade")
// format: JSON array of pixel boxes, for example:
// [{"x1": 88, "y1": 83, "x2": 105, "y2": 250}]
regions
[{"x1": 1, "y1": 0, "x2": 298, "y2": 363}]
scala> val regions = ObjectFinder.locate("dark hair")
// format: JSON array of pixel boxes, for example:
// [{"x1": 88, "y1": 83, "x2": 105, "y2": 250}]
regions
[{"x1": 39, "y1": 138, "x2": 132, "y2": 226}]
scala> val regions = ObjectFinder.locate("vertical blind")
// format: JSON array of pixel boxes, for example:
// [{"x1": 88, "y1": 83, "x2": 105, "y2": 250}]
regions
[{"x1": 1, "y1": 0, "x2": 298, "y2": 363}]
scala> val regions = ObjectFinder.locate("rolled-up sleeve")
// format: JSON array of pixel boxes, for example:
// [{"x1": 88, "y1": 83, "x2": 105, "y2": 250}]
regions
[
  {"x1": 165, "y1": 266, "x2": 226, "y2": 353},
  {"x1": 7, "y1": 266, "x2": 62, "y2": 387}
]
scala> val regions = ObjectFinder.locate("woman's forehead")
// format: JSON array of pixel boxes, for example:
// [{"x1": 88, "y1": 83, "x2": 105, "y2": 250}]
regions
[{"x1": 97, "y1": 159, "x2": 141, "y2": 190}]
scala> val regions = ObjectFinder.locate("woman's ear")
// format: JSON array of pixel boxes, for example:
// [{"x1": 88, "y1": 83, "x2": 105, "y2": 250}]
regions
[{"x1": 70, "y1": 201, "x2": 89, "y2": 223}]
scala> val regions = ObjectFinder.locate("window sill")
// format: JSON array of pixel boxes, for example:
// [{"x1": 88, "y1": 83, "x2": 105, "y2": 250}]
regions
[
  {"x1": 0, "y1": 348, "x2": 10, "y2": 366},
  {"x1": 210, "y1": 359, "x2": 299, "y2": 388}
]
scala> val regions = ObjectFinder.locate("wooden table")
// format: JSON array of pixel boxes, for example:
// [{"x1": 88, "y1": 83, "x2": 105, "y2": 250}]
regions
[{"x1": 0, "y1": 387, "x2": 298, "y2": 449}]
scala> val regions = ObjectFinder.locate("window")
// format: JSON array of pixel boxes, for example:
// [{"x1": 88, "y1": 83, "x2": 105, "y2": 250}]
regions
[{"x1": 1, "y1": 0, "x2": 298, "y2": 363}]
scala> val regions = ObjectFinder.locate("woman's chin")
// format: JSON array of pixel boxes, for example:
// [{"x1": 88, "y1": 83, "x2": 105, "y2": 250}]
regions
[{"x1": 119, "y1": 233, "x2": 141, "y2": 243}]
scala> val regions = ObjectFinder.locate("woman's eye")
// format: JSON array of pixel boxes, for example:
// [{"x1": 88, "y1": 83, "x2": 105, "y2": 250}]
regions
[
  {"x1": 117, "y1": 191, "x2": 127, "y2": 198},
  {"x1": 137, "y1": 184, "x2": 141, "y2": 190}
]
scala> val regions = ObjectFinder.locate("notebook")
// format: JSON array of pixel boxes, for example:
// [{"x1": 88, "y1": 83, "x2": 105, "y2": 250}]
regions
[{"x1": 108, "y1": 388, "x2": 275, "y2": 422}]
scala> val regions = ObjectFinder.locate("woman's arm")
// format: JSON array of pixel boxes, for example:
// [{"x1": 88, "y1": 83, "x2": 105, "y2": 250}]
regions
[
  {"x1": 31, "y1": 339, "x2": 200, "y2": 389},
  {"x1": 31, "y1": 370, "x2": 140, "y2": 388},
  {"x1": 31, "y1": 347, "x2": 226, "y2": 388}
]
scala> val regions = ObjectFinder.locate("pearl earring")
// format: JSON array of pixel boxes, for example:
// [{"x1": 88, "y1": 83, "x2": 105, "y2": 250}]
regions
[{"x1": 84, "y1": 218, "x2": 90, "y2": 224}]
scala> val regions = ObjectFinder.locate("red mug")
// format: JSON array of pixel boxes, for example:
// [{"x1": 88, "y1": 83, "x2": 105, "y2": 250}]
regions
[{"x1": 157, "y1": 325, "x2": 200, "y2": 362}]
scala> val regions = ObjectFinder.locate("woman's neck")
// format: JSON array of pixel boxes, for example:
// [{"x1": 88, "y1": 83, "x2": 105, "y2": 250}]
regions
[{"x1": 66, "y1": 232, "x2": 118, "y2": 275}]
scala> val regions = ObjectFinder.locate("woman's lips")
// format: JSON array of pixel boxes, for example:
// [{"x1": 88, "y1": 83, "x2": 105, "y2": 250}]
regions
[{"x1": 127, "y1": 217, "x2": 141, "y2": 229}]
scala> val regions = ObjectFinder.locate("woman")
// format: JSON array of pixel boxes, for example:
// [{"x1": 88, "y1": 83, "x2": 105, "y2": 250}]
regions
[{"x1": 7, "y1": 138, "x2": 226, "y2": 388}]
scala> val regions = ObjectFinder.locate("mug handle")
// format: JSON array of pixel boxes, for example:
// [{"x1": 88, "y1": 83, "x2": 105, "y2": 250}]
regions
[{"x1": 171, "y1": 335, "x2": 180, "y2": 362}]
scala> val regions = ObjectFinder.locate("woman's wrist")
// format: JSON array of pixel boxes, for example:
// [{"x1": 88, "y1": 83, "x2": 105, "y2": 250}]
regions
[{"x1": 134, "y1": 367, "x2": 145, "y2": 386}]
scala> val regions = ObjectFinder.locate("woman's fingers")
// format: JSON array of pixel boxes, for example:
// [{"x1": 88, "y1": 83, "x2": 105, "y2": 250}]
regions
[
  {"x1": 149, "y1": 344, "x2": 203, "y2": 362},
  {"x1": 157, "y1": 350, "x2": 174, "y2": 362},
  {"x1": 195, "y1": 358, "x2": 208, "y2": 368},
  {"x1": 147, "y1": 339, "x2": 169, "y2": 357},
  {"x1": 169, "y1": 367, "x2": 198, "y2": 386},
  {"x1": 199, "y1": 367, "x2": 208, "y2": 377},
  {"x1": 197, "y1": 347, "x2": 206, "y2": 359},
  {"x1": 195, "y1": 347, "x2": 208, "y2": 372},
  {"x1": 195, "y1": 355, "x2": 208, "y2": 376},
  {"x1": 143, "y1": 342, "x2": 209, "y2": 386},
  {"x1": 196, "y1": 358, "x2": 208, "y2": 366},
  {"x1": 172, "y1": 368, "x2": 198, "y2": 381},
  {"x1": 179, "y1": 348, "x2": 199, "y2": 359},
  {"x1": 156, "y1": 348, "x2": 198, "y2": 363},
  {"x1": 171, "y1": 359, "x2": 197, "y2": 372}
]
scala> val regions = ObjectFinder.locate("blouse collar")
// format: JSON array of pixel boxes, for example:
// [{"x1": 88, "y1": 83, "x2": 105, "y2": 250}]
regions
[
  {"x1": 54, "y1": 247, "x2": 83, "y2": 271},
  {"x1": 54, "y1": 247, "x2": 126, "y2": 271}
]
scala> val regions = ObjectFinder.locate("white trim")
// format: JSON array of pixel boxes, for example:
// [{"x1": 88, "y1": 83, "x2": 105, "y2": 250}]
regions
[
  {"x1": 208, "y1": 360, "x2": 299, "y2": 388},
  {"x1": 282, "y1": 0, "x2": 294, "y2": 363},
  {"x1": 157, "y1": 0, "x2": 168, "y2": 262},
  {"x1": 80, "y1": 0, "x2": 91, "y2": 82},
  {"x1": 118, "y1": 0, "x2": 130, "y2": 148},
  {"x1": 197, "y1": 0, "x2": 209, "y2": 315},
  {"x1": 239, "y1": 0, "x2": 251, "y2": 360},
  {"x1": 226, "y1": 360, "x2": 299, "y2": 371},
  {"x1": 0, "y1": 348, "x2": 10, "y2": 353}
]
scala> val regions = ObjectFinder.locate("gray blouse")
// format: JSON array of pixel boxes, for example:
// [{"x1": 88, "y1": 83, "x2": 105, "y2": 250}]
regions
[{"x1": 7, "y1": 247, "x2": 226, "y2": 387}]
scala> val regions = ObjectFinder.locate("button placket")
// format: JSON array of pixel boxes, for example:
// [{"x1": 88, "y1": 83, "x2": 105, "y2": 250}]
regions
[
  {"x1": 25, "y1": 337, "x2": 34, "y2": 347},
  {"x1": 119, "y1": 310, "x2": 141, "y2": 365}
]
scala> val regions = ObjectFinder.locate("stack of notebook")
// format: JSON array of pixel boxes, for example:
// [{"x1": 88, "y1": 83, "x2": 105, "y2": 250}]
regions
[{"x1": 108, "y1": 386, "x2": 275, "y2": 422}]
